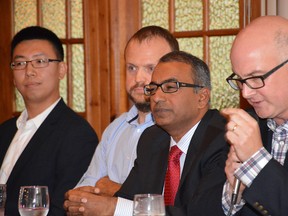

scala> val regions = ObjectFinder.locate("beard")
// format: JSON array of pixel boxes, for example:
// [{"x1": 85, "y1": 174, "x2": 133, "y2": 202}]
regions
[
  {"x1": 135, "y1": 101, "x2": 151, "y2": 113},
  {"x1": 128, "y1": 84, "x2": 151, "y2": 113}
]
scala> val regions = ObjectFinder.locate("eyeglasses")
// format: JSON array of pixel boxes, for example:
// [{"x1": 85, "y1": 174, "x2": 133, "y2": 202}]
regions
[
  {"x1": 226, "y1": 59, "x2": 288, "y2": 90},
  {"x1": 10, "y1": 58, "x2": 62, "y2": 70},
  {"x1": 144, "y1": 80, "x2": 204, "y2": 96}
]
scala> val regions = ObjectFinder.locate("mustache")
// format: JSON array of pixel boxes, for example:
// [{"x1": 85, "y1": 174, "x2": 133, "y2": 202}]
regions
[
  {"x1": 129, "y1": 83, "x2": 145, "y2": 91},
  {"x1": 152, "y1": 102, "x2": 167, "y2": 111}
]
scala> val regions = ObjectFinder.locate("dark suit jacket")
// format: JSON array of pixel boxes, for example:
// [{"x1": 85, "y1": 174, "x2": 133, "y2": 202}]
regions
[
  {"x1": 235, "y1": 117, "x2": 288, "y2": 216},
  {"x1": 0, "y1": 99, "x2": 98, "y2": 216},
  {"x1": 115, "y1": 109, "x2": 229, "y2": 215}
]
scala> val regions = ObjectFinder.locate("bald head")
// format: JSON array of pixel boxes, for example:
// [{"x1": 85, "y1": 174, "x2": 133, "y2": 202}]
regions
[
  {"x1": 231, "y1": 16, "x2": 288, "y2": 74},
  {"x1": 230, "y1": 16, "x2": 288, "y2": 122},
  {"x1": 233, "y1": 16, "x2": 288, "y2": 58}
]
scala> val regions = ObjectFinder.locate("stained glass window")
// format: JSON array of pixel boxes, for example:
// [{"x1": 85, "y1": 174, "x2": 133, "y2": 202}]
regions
[{"x1": 141, "y1": 0, "x2": 240, "y2": 109}]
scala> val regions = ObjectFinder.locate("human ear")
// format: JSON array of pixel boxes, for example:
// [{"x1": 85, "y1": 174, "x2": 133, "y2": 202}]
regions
[
  {"x1": 58, "y1": 62, "x2": 67, "y2": 80},
  {"x1": 198, "y1": 88, "x2": 210, "y2": 108}
]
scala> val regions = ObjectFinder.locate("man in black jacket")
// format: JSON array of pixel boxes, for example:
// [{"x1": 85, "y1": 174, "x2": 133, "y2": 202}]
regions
[
  {"x1": 64, "y1": 51, "x2": 228, "y2": 216},
  {"x1": 222, "y1": 15, "x2": 288, "y2": 216},
  {"x1": 0, "y1": 26, "x2": 98, "y2": 215}
]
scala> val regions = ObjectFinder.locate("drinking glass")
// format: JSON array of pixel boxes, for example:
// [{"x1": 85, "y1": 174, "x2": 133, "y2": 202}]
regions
[
  {"x1": 18, "y1": 186, "x2": 49, "y2": 216},
  {"x1": 0, "y1": 184, "x2": 6, "y2": 216},
  {"x1": 133, "y1": 194, "x2": 165, "y2": 216}
]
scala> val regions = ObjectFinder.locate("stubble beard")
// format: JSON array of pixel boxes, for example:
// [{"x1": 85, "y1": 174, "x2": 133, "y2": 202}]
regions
[{"x1": 128, "y1": 91, "x2": 150, "y2": 113}]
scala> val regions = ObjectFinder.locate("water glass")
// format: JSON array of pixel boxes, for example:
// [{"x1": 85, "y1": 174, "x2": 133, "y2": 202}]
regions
[
  {"x1": 133, "y1": 194, "x2": 165, "y2": 216},
  {"x1": 18, "y1": 186, "x2": 49, "y2": 216},
  {"x1": 0, "y1": 184, "x2": 6, "y2": 216}
]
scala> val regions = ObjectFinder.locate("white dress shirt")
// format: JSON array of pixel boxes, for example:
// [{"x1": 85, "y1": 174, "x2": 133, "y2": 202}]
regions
[{"x1": 0, "y1": 98, "x2": 60, "y2": 184}]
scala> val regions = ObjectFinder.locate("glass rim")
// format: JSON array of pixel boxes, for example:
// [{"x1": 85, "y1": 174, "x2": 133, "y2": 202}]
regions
[
  {"x1": 20, "y1": 185, "x2": 48, "y2": 188},
  {"x1": 134, "y1": 193, "x2": 163, "y2": 197}
]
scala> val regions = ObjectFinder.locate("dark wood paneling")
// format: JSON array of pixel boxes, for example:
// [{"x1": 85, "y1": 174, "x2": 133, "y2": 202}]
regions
[
  {"x1": 84, "y1": 0, "x2": 140, "y2": 136},
  {"x1": 0, "y1": 0, "x2": 14, "y2": 124}
]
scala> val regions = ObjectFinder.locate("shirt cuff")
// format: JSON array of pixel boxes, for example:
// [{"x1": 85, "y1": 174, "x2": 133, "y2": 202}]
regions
[
  {"x1": 222, "y1": 180, "x2": 245, "y2": 215},
  {"x1": 114, "y1": 197, "x2": 133, "y2": 216},
  {"x1": 235, "y1": 147, "x2": 272, "y2": 187}
]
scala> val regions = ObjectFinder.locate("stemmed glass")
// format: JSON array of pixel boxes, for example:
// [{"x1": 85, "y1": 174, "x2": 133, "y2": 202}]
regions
[
  {"x1": 133, "y1": 194, "x2": 165, "y2": 216},
  {"x1": 0, "y1": 184, "x2": 6, "y2": 216},
  {"x1": 18, "y1": 186, "x2": 49, "y2": 216}
]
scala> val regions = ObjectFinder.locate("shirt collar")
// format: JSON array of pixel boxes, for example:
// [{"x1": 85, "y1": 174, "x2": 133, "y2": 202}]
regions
[
  {"x1": 126, "y1": 105, "x2": 153, "y2": 125},
  {"x1": 16, "y1": 98, "x2": 61, "y2": 129},
  {"x1": 267, "y1": 118, "x2": 288, "y2": 132},
  {"x1": 170, "y1": 120, "x2": 201, "y2": 155}
]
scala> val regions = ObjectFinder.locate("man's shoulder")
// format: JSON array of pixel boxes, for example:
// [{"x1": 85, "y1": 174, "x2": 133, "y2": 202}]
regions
[
  {"x1": 45, "y1": 100, "x2": 98, "y2": 137},
  {"x1": 140, "y1": 125, "x2": 170, "y2": 142},
  {"x1": 0, "y1": 116, "x2": 18, "y2": 136},
  {"x1": 102, "y1": 111, "x2": 131, "y2": 133},
  {"x1": 202, "y1": 109, "x2": 226, "y2": 128},
  {"x1": 0, "y1": 116, "x2": 18, "y2": 127}
]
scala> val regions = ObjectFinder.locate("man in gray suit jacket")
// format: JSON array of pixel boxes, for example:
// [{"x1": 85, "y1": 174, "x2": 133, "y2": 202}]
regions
[
  {"x1": 0, "y1": 26, "x2": 98, "y2": 215},
  {"x1": 64, "y1": 51, "x2": 228, "y2": 216}
]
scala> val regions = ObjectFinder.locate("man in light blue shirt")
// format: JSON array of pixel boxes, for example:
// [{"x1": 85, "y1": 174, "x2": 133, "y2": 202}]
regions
[{"x1": 75, "y1": 25, "x2": 179, "y2": 196}]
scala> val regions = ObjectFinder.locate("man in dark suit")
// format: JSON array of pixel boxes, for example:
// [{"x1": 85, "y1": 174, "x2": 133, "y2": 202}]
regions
[
  {"x1": 221, "y1": 16, "x2": 288, "y2": 216},
  {"x1": 0, "y1": 26, "x2": 98, "y2": 215},
  {"x1": 64, "y1": 50, "x2": 229, "y2": 215}
]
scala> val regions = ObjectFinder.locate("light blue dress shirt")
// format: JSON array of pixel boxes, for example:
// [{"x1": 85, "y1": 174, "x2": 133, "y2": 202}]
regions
[{"x1": 76, "y1": 105, "x2": 154, "y2": 186}]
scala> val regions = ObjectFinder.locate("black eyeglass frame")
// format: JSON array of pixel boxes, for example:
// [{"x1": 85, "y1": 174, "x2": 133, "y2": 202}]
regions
[
  {"x1": 10, "y1": 58, "x2": 62, "y2": 70},
  {"x1": 226, "y1": 59, "x2": 288, "y2": 90},
  {"x1": 144, "y1": 80, "x2": 204, "y2": 96}
]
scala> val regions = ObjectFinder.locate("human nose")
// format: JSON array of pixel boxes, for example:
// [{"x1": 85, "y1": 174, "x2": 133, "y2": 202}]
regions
[
  {"x1": 241, "y1": 83, "x2": 255, "y2": 99},
  {"x1": 25, "y1": 61, "x2": 36, "y2": 77},
  {"x1": 150, "y1": 84, "x2": 165, "y2": 103},
  {"x1": 135, "y1": 67, "x2": 149, "y2": 83}
]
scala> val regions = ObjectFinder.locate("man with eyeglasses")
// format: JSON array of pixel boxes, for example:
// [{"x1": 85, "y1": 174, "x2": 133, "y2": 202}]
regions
[
  {"x1": 0, "y1": 26, "x2": 98, "y2": 215},
  {"x1": 64, "y1": 51, "x2": 229, "y2": 215},
  {"x1": 221, "y1": 16, "x2": 288, "y2": 216},
  {"x1": 69, "y1": 26, "x2": 179, "y2": 198}
]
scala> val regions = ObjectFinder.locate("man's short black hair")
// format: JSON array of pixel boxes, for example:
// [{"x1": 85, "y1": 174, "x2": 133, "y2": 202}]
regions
[{"x1": 11, "y1": 26, "x2": 64, "y2": 60}]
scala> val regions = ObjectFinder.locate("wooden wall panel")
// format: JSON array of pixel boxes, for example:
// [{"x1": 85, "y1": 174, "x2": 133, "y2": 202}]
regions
[
  {"x1": 109, "y1": 0, "x2": 140, "y2": 120},
  {"x1": 0, "y1": 0, "x2": 14, "y2": 124},
  {"x1": 84, "y1": 0, "x2": 140, "y2": 136}
]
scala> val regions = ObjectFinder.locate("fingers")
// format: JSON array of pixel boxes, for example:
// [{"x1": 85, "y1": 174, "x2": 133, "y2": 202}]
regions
[
  {"x1": 78, "y1": 186, "x2": 97, "y2": 193},
  {"x1": 95, "y1": 177, "x2": 121, "y2": 197},
  {"x1": 64, "y1": 191, "x2": 89, "y2": 215},
  {"x1": 64, "y1": 200, "x2": 84, "y2": 213},
  {"x1": 228, "y1": 147, "x2": 242, "y2": 163},
  {"x1": 64, "y1": 189, "x2": 92, "y2": 214},
  {"x1": 221, "y1": 108, "x2": 263, "y2": 162},
  {"x1": 225, "y1": 147, "x2": 243, "y2": 186},
  {"x1": 221, "y1": 108, "x2": 258, "y2": 129}
]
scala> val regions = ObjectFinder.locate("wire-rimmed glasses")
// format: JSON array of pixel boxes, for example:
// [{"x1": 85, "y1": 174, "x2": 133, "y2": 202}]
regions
[
  {"x1": 226, "y1": 59, "x2": 288, "y2": 90},
  {"x1": 10, "y1": 58, "x2": 61, "y2": 70},
  {"x1": 144, "y1": 80, "x2": 204, "y2": 96}
]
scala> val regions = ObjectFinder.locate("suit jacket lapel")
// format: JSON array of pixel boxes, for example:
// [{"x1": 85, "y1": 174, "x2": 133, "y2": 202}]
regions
[
  {"x1": 179, "y1": 110, "x2": 214, "y2": 187},
  {"x1": 0, "y1": 118, "x2": 18, "y2": 166},
  {"x1": 150, "y1": 127, "x2": 170, "y2": 193},
  {"x1": 177, "y1": 110, "x2": 226, "y2": 202},
  {"x1": 7, "y1": 99, "x2": 66, "y2": 184}
]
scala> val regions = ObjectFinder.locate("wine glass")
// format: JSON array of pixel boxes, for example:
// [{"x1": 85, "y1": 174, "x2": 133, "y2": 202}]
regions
[
  {"x1": 18, "y1": 186, "x2": 49, "y2": 216},
  {"x1": 133, "y1": 194, "x2": 165, "y2": 216},
  {"x1": 0, "y1": 184, "x2": 6, "y2": 216}
]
